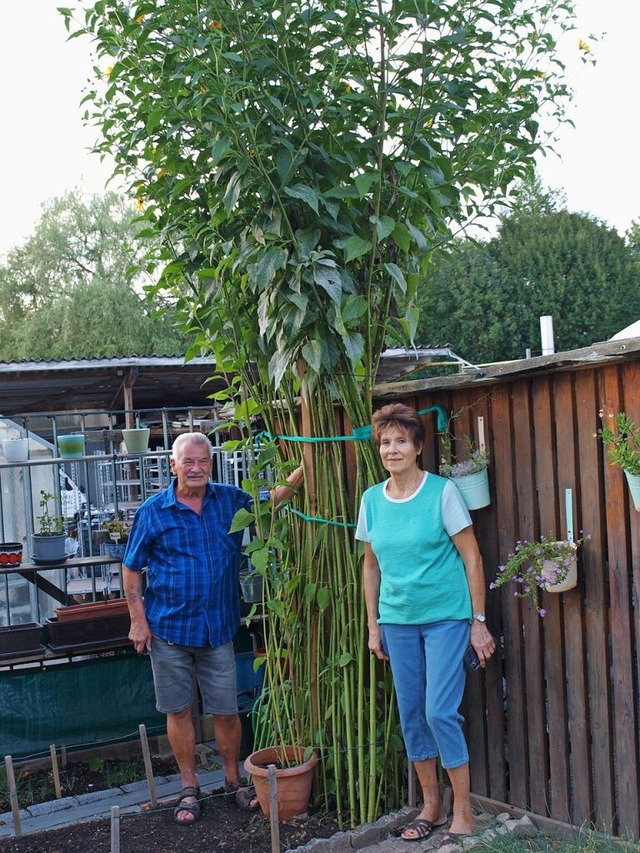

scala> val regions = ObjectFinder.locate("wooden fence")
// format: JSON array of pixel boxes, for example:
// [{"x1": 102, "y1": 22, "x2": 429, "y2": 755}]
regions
[{"x1": 370, "y1": 343, "x2": 640, "y2": 837}]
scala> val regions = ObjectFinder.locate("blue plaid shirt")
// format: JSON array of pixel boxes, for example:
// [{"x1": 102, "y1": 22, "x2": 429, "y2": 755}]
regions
[{"x1": 123, "y1": 480, "x2": 253, "y2": 648}]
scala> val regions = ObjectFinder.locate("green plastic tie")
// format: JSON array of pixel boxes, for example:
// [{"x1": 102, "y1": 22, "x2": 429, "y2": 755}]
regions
[
  {"x1": 261, "y1": 403, "x2": 449, "y2": 445},
  {"x1": 288, "y1": 507, "x2": 356, "y2": 529}
]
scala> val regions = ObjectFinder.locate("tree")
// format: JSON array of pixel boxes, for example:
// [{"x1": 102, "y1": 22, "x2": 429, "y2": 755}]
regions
[
  {"x1": 0, "y1": 190, "x2": 185, "y2": 359},
  {"x1": 67, "y1": 0, "x2": 577, "y2": 823},
  {"x1": 495, "y1": 210, "x2": 640, "y2": 355},
  {"x1": 417, "y1": 209, "x2": 640, "y2": 362},
  {"x1": 416, "y1": 240, "x2": 520, "y2": 362}
]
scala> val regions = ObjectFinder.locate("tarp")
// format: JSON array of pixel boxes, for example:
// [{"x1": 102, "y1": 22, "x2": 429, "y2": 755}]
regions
[{"x1": 0, "y1": 651, "x2": 164, "y2": 759}]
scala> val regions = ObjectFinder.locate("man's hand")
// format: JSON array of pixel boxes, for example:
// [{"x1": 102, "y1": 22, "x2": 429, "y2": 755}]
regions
[{"x1": 129, "y1": 617, "x2": 152, "y2": 654}]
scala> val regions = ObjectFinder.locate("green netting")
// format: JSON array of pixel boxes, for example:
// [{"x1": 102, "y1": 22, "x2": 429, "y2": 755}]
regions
[{"x1": 0, "y1": 651, "x2": 164, "y2": 759}]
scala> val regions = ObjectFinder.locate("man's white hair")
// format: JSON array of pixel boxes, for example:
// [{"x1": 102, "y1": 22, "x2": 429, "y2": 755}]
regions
[{"x1": 171, "y1": 432, "x2": 213, "y2": 460}]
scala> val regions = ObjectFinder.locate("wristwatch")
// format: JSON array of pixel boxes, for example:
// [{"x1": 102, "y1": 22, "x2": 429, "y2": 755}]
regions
[{"x1": 473, "y1": 613, "x2": 486, "y2": 623}]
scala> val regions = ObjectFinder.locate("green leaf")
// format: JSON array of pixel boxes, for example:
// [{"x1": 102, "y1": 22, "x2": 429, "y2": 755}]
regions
[
  {"x1": 229, "y1": 507, "x2": 254, "y2": 533},
  {"x1": 317, "y1": 587, "x2": 331, "y2": 612},
  {"x1": 344, "y1": 236, "x2": 372, "y2": 263},
  {"x1": 223, "y1": 172, "x2": 242, "y2": 213},
  {"x1": 406, "y1": 220, "x2": 427, "y2": 250},
  {"x1": 384, "y1": 262, "x2": 407, "y2": 293},
  {"x1": 370, "y1": 215, "x2": 395, "y2": 240},
  {"x1": 210, "y1": 136, "x2": 232, "y2": 167},
  {"x1": 250, "y1": 546, "x2": 270, "y2": 572},
  {"x1": 284, "y1": 184, "x2": 320, "y2": 214},
  {"x1": 354, "y1": 172, "x2": 379, "y2": 198},
  {"x1": 313, "y1": 264, "x2": 342, "y2": 302},
  {"x1": 302, "y1": 340, "x2": 323, "y2": 372}
]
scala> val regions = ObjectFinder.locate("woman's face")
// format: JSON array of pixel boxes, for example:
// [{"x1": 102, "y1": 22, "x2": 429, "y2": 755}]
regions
[{"x1": 378, "y1": 426, "x2": 421, "y2": 476}]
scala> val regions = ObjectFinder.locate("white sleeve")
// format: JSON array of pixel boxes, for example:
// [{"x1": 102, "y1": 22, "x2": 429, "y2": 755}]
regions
[
  {"x1": 441, "y1": 479, "x2": 473, "y2": 537},
  {"x1": 354, "y1": 499, "x2": 370, "y2": 541}
]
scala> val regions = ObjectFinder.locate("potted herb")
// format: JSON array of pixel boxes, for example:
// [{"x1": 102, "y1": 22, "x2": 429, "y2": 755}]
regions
[
  {"x1": 439, "y1": 441, "x2": 491, "y2": 510},
  {"x1": 31, "y1": 491, "x2": 68, "y2": 563},
  {"x1": 99, "y1": 515, "x2": 132, "y2": 559},
  {"x1": 491, "y1": 532, "x2": 590, "y2": 617},
  {"x1": 598, "y1": 411, "x2": 640, "y2": 510}
]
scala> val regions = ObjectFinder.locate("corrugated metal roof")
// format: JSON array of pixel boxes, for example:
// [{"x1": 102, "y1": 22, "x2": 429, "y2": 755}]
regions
[{"x1": 0, "y1": 356, "x2": 221, "y2": 416}]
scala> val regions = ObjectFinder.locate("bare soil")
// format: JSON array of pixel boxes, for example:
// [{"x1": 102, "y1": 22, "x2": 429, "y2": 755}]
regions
[{"x1": 0, "y1": 761, "x2": 341, "y2": 853}]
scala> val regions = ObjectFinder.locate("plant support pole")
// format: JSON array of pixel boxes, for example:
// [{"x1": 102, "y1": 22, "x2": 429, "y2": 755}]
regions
[
  {"x1": 50, "y1": 744, "x2": 62, "y2": 799},
  {"x1": 268, "y1": 764, "x2": 280, "y2": 853},
  {"x1": 110, "y1": 805, "x2": 120, "y2": 853},
  {"x1": 138, "y1": 724, "x2": 157, "y2": 807},
  {"x1": 4, "y1": 756, "x2": 21, "y2": 837}
]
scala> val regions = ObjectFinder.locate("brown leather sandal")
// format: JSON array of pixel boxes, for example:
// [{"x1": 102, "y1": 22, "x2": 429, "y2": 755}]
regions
[{"x1": 173, "y1": 786, "x2": 202, "y2": 825}]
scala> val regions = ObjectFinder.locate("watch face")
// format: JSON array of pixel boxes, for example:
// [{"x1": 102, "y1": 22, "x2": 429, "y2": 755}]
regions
[{"x1": 474, "y1": 614, "x2": 486, "y2": 622}]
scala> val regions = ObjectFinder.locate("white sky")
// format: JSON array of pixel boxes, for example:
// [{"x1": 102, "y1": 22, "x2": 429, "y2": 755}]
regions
[{"x1": 0, "y1": 0, "x2": 637, "y2": 257}]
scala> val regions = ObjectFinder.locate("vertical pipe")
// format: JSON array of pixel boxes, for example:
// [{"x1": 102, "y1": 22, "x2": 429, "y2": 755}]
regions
[{"x1": 540, "y1": 315, "x2": 555, "y2": 356}]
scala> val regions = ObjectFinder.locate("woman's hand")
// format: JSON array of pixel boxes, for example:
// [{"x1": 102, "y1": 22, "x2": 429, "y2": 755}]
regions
[
  {"x1": 368, "y1": 626, "x2": 389, "y2": 661},
  {"x1": 470, "y1": 621, "x2": 496, "y2": 668}
]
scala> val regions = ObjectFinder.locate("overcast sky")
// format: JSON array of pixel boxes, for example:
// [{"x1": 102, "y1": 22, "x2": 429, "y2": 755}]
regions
[{"x1": 0, "y1": 0, "x2": 637, "y2": 257}]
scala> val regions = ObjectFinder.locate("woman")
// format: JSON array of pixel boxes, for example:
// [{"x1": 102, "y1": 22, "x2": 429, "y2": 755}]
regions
[{"x1": 355, "y1": 403, "x2": 495, "y2": 844}]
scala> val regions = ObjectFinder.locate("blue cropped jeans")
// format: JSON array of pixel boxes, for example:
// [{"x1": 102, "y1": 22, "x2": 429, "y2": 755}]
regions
[{"x1": 380, "y1": 619, "x2": 469, "y2": 769}]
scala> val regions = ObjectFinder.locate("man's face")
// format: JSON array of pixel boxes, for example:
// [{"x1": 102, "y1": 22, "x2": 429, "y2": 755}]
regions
[{"x1": 170, "y1": 439, "x2": 213, "y2": 492}]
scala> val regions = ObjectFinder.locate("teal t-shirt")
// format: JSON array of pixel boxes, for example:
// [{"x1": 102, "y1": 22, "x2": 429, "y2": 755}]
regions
[{"x1": 355, "y1": 472, "x2": 472, "y2": 625}]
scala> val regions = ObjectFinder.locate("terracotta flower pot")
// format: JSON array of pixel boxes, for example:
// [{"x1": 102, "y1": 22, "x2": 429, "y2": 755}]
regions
[{"x1": 244, "y1": 745, "x2": 318, "y2": 819}]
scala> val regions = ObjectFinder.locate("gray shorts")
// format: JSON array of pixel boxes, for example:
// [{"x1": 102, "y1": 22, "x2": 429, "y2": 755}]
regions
[{"x1": 149, "y1": 634, "x2": 238, "y2": 715}]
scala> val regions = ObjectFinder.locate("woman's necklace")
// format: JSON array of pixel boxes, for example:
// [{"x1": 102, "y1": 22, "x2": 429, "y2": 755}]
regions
[{"x1": 388, "y1": 472, "x2": 424, "y2": 498}]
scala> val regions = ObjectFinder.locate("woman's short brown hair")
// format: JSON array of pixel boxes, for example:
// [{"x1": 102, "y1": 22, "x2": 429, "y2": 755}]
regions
[{"x1": 371, "y1": 403, "x2": 425, "y2": 449}]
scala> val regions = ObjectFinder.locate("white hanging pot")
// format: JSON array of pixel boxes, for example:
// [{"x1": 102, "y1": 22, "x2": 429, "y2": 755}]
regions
[
  {"x1": 2, "y1": 438, "x2": 29, "y2": 463},
  {"x1": 452, "y1": 468, "x2": 490, "y2": 510},
  {"x1": 624, "y1": 470, "x2": 640, "y2": 511},
  {"x1": 541, "y1": 541, "x2": 578, "y2": 593}
]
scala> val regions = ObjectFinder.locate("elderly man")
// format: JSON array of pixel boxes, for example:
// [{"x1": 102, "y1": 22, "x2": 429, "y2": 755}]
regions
[{"x1": 122, "y1": 432, "x2": 303, "y2": 825}]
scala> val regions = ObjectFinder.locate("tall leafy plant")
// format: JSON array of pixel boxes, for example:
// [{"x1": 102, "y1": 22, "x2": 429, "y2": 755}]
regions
[{"x1": 65, "y1": 0, "x2": 578, "y2": 824}]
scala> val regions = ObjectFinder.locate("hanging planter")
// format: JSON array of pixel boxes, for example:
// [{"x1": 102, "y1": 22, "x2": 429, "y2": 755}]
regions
[
  {"x1": 491, "y1": 532, "x2": 589, "y2": 616},
  {"x1": 58, "y1": 434, "x2": 86, "y2": 458},
  {"x1": 244, "y1": 745, "x2": 318, "y2": 819},
  {"x1": 239, "y1": 570, "x2": 264, "y2": 603},
  {"x1": 599, "y1": 412, "x2": 640, "y2": 511},
  {"x1": 450, "y1": 468, "x2": 490, "y2": 511},
  {"x1": 624, "y1": 471, "x2": 640, "y2": 511},
  {"x1": 541, "y1": 541, "x2": 578, "y2": 593},
  {"x1": 122, "y1": 428, "x2": 150, "y2": 453},
  {"x1": 439, "y1": 438, "x2": 491, "y2": 511},
  {"x1": 2, "y1": 438, "x2": 29, "y2": 463}
]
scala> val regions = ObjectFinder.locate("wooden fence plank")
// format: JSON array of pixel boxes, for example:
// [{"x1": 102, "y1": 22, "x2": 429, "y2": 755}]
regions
[
  {"x1": 533, "y1": 377, "x2": 570, "y2": 821},
  {"x1": 553, "y1": 373, "x2": 591, "y2": 824},
  {"x1": 470, "y1": 390, "x2": 507, "y2": 802},
  {"x1": 513, "y1": 384, "x2": 549, "y2": 814},
  {"x1": 601, "y1": 366, "x2": 638, "y2": 837},
  {"x1": 575, "y1": 369, "x2": 614, "y2": 829},
  {"x1": 491, "y1": 388, "x2": 528, "y2": 808}
]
